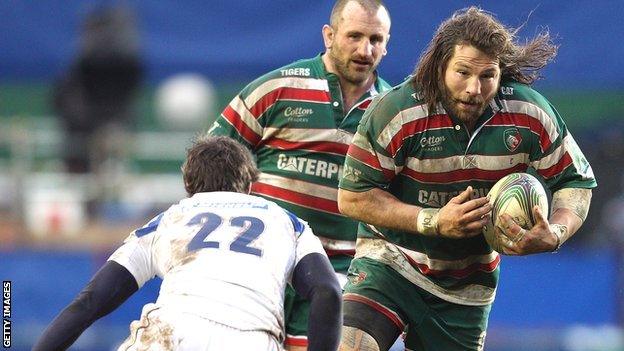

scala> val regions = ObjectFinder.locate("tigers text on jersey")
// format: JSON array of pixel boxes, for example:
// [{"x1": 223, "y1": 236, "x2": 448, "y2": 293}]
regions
[
  {"x1": 108, "y1": 191, "x2": 326, "y2": 342},
  {"x1": 340, "y1": 79, "x2": 596, "y2": 306},
  {"x1": 209, "y1": 54, "x2": 391, "y2": 255}
]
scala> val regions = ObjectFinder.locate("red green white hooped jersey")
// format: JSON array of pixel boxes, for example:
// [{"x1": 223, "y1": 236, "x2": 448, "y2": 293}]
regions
[
  {"x1": 339, "y1": 79, "x2": 597, "y2": 305},
  {"x1": 209, "y1": 54, "x2": 391, "y2": 256}
]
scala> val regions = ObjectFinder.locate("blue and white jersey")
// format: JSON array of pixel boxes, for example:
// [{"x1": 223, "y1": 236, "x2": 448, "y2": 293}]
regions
[{"x1": 108, "y1": 191, "x2": 326, "y2": 341}]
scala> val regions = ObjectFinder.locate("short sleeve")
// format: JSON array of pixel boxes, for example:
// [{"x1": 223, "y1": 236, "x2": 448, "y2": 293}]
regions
[
  {"x1": 285, "y1": 211, "x2": 326, "y2": 266},
  {"x1": 525, "y1": 93, "x2": 596, "y2": 192},
  {"x1": 339, "y1": 89, "x2": 406, "y2": 193},
  {"x1": 107, "y1": 214, "x2": 163, "y2": 288}
]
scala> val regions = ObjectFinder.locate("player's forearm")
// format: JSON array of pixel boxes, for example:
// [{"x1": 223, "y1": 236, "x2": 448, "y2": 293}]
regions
[
  {"x1": 549, "y1": 188, "x2": 592, "y2": 248},
  {"x1": 552, "y1": 188, "x2": 592, "y2": 222},
  {"x1": 33, "y1": 261, "x2": 138, "y2": 351},
  {"x1": 32, "y1": 299, "x2": 94, "y2": 351},
  {"x1": 549, "y1": 208, "x2": 583, "y2": 242},
  {"x1": 338, "y1": 187, "x2": 423, "y2": 234}
]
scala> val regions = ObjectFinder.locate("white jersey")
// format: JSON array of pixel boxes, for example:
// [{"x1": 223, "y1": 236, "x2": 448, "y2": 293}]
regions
[{"x1": 109, "y1": 191, "x2": 326, "y2": 341}]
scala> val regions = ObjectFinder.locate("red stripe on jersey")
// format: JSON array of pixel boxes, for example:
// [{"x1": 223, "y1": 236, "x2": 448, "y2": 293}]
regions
[
  {"x1": 284, "y1": 336, "x2": 308, "y2": 347},
  {"x1": 325, "y1": 248, "x2": 356, "y2": 256},
  {"x1": 357, "y1": 99, "x2": 372, "y2": 110},
  {"x1": 402, "y1": 163, "x2": 528, "y2": 183},
  {"x1": 488, "y1": 113, "x2": 553, "y2": 151},
  {"x1": 249, "y1": 87, "x2": 330, "y2": 118},
  {"x1": 222, "y1": 105, "x2": 262, "y2": 145},
  {"x1": 403, "y1": 251, "x2": 501, "y2": 279},
  {"x1": 537, "y1": 152, "x2": 573, "y2": 179},
  {"x1": 347, "y1": 144, "x2": 394, "y2": 180},
  {"x1": 387, "y1": 114, "x2": 452, "y2": 156},
  {"x1": 343, "y1": 293, "x2": 405, "y2": 330},
  {"x1": 251, "y1": 182, "x2": 339, "y2": 214},
  {"x1": 264, "y1": 138, "x2": 349, "y2": 155}
]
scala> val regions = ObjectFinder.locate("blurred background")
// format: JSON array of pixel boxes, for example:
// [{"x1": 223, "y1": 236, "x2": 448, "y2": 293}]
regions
[{"x1": 1, "y1": 1, "x2": 623, "y2": 350}]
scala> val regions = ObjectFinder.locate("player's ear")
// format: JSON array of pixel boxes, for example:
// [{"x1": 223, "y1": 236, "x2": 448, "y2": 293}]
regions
[
  {"x1": 322, "y1": 24, "x2": 334, "y2": 50},
  {"x1": 382, "y1": 34, "x2": 390, "y2": 56}
]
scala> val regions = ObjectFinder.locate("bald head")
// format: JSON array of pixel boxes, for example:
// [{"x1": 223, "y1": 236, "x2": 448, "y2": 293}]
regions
[
  {"x1": 329, "y1": 0, "x2": 390, "y2": 29},
  {"x1": 322, "y1": 0, "x2": 391, "y2": 87}
]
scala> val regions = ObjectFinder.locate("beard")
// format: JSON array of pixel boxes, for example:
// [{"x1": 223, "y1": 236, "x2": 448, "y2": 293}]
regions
[
  {"x1": 440, "y1": 84, "x2": 489, "y2": 124},
  {"x1": 327, "y1": 49, "x2": 375, "y2": 85}
]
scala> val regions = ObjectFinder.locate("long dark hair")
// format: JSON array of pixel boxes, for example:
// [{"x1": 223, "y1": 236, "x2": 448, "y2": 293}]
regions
[{"x1": 413, "y1": 7, "x2": 558, "y2": 113}]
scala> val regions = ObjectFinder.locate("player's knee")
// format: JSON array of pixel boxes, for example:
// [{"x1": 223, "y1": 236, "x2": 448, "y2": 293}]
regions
[
  {"x1": 339, "y1": 326, "x2": 380, "y2": 351},
  {"x1": 315, "y1": 280, "x2": 342, "y2": 306},
  {"x1": 342, "y1": 300, "x2": 402, "y2": 350},
  {"x1": 285, "y1": 345, "x2": 308, "y2": 351}
]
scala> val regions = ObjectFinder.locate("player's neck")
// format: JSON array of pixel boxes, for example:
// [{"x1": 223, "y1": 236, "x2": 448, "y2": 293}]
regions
[
  {"x1": 339, "y1": 75, "x2": 375, "y2": 113},
  {"x1": 322, "y1": 53, "x2": 375, "y2": 112}
]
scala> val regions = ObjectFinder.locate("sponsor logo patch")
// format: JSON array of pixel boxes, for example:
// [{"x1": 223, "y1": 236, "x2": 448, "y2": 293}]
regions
[
  {"x1": 418, "y1": 188, "x2": 489, "y2": 207},
  {"x1": 280, "y1": 67, "x2": 311, "y2": 77},
  {"x1": 284, "y1": 106, "x2": 314, "y2": 118},
  {"x1": 420, "y1": 135, "x2": 446, "y2": 152},
  {"x1": 500, "y1": 86, "x2": 514, "y2": 95},
  {"x1": 284, "y1": 106, "x2": 314, "y2": 122},
  {"x1": 277, "y1": 154, "x2": 342, "y2": 180}
]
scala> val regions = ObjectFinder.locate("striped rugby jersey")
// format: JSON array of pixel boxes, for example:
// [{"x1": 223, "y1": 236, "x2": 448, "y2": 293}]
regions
[
  {"x1": 209, "y1": 54, "x2": 391, "y2": 257},
  {"x1": 340, "y1": 79, "x2": 596, "y2": 305}
]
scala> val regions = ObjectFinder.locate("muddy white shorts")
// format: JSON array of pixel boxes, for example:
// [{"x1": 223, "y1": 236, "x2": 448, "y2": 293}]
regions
[{"x1": 117, "y1": 303, "x2": 283, "y2": 351}]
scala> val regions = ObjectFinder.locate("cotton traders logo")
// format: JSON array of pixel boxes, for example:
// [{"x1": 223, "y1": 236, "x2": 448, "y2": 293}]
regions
[
  {"x1": 503, "y1": 128, "x2": 522, "y2": 152},
  {"x1": 284, "y1": 106, "x2": 314, "y2": 122},
  {"x1": 420, "y1": 135, "x2": 446, "y2": 152}
]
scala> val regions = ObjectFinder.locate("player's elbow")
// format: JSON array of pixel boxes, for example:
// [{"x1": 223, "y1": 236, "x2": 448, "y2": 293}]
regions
[{"x1": 311, "y1": 279, "x2": 342, "y2": 310}]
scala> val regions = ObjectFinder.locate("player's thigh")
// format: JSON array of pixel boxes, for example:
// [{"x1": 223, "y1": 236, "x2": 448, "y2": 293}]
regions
[
  {"x1": 404, "y1": 294, "x2": 491, "y2": 351},
  {"x1": 342, "y1": 257, "x2": 418, "y2": 351}
]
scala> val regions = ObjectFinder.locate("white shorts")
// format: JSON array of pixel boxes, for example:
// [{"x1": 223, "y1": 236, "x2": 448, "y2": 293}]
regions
[{"x1": 117, "y1": 303, "x2": 283, "y2": 351}]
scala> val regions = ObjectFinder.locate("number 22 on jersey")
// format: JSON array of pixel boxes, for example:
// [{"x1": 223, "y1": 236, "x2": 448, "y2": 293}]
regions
[{"x1": 186, "y1": 212, "x2": 265, "y2": 257}]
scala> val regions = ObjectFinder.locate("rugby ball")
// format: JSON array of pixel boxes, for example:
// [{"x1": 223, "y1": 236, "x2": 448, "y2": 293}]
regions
[{"x1": 482, "y1": 173, "x2": 548, "y2": 253}]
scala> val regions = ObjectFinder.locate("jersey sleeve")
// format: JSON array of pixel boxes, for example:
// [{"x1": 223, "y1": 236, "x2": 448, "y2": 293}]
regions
[
  {"x1": 339, "y1": 89, "x2": 406, "y2": 192},
  {"x1": 207, "y1": 78, "x2": 268, "y2": 149},
  {"x1": 107, "y1": 213, "x2": 163, "y2": 288},
  {"x1": 526, "y1": 92, "x2": 597, "y2": 192},
  {"x1": 285, "y1": 210, "x2": 326, "y2": 266}
]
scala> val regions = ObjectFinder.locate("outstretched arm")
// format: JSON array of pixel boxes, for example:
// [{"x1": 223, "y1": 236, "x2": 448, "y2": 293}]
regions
[
  {"x1": 32, "y1": 261, "x2": 139, "y2": 351},
  {"x1": 292, "y1": 253, "x2": 342, "y2": 351}
]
